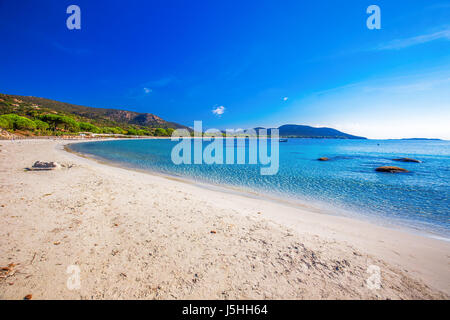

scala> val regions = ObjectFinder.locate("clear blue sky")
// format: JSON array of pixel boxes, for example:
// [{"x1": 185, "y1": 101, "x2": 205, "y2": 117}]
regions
[{"x1": 1, "y1": 1, "x2": 449, "y2": 138}]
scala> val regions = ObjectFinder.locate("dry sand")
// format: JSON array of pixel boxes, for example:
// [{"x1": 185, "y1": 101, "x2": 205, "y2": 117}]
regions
[{"x1": 0, "y1": 139, "x2": 448, "y2": 299}]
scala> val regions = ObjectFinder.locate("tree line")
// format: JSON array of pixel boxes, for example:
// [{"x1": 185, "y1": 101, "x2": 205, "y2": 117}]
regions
[{"x1": 0, "y1": 113, "x2": 175, "y2": 137}]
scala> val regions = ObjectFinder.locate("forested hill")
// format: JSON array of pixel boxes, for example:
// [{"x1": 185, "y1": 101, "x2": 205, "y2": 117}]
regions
[
  {"x1": 255, "y1": 124, "x2": 366, "y2": 139},
  {"x1": 0, "y1": 93, "x2": 188, "y2": 136}
]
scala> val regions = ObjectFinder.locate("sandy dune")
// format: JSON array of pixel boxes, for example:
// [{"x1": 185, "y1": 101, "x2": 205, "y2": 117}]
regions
[{"x1": 0, "y1": 139, "x2": 448, "y2": 299}]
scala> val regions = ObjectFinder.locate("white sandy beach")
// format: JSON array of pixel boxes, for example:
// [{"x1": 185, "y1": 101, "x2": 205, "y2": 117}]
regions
[{"x1": 0, "y1": 139, "x2": 448, "y2": 299}]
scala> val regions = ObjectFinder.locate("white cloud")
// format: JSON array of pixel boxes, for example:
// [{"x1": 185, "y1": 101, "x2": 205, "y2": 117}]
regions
[
  {"x1": 377, "y1": 29, "x2": 450, "y2": 50},
  {"x1": 361, "y1": 77, "x2": 450, "y2": 94},
  {"x1": 274, "y1": 69, "x2": 450, "y2": 139},
  {"x1": 283, "y1": 97, "x2": 289, "y2": 101},
  {"x1": 212, "y1": 105, "x2": 225, "y2": 116},
  {"x1": 143, "y1": 87, "x2": 152, "y2": 94}
]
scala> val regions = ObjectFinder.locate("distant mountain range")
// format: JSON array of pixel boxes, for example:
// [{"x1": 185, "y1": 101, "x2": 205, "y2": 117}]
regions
[
  {"x1": 0, "y1": 93, "x2": 188, "y2": 130},
  {"x1": 400, "y1": 138, "x2": 442, "y2": 141},
  {"x1": 254, "y1": 124, "x2": 366, "y2": 139}
]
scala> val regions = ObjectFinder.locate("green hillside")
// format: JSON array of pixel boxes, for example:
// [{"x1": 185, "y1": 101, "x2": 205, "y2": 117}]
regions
[{"x1": 0, "y1": 93, "x2": 189, "y2": 137}]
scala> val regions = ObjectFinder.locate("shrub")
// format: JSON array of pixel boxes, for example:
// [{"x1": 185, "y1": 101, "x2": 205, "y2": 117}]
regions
[
  {"x1": 34, "y1": 119, "x2": 50, "y2": 131},
  {"x1": 15, "y1": 116, "x2": 37, "y2": 130},
  {"x1": 79, "y1": 122, "x2": 100, "y2": 133},
  {"x1": 136, "y1": 129, "x2": 150, "y2": 136},
  {"x1": 126, "y1": 128, "x2": 138, "y2": 135},
  {"x1": 101, "y1": 127, "x2": 125, "y2": 134},
  {"x1": 101, "y1": 127, "x2": 114, "y2": 134},
  {"x1": 0, "y1": 114, "x2": 36, "y2": 130},
  {"x1": 0, "y1": 115, "x2": 13, "y2": 129},
  {"x1": 0, "y1": 118, "x2": 8, "y2": 129},
  {"x1": 154, "y1": 128, "x2": 167, "y2": 136},
  {"x1": 166, "y1": 128, "x2": 175, "y2": 136},
  {"x1": 39, "y1": 114, "x2": 79, "y2": 132},
  {"x1": 58, "y1": 116, "x2": 79, "y2": 132},
  {"x1": 115, "y1": 127, "x2": 127, "y2": 134}
]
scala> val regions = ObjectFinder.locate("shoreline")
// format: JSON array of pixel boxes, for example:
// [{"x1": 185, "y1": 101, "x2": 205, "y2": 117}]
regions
[
  {"x1": 66, "y1": 139, "x2": 450, "y2": 242},
  {"x1": 0, "y1": 139, "x2": 448, "y2": 299}
]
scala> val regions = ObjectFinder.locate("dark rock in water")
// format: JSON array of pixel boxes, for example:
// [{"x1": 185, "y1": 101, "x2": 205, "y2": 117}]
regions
[
  {"x1": 317, "y1": 157, "x2": 330, "y2": 161},
  {"x1": 30, "y1": 161, "x2": 61, "y2": 170},
  {"x1": 393, "y1": 157, "x2": 421, "y2": 163},
  {"x1": 375, "y1": 166, "x2": 409, "y2": 173}
]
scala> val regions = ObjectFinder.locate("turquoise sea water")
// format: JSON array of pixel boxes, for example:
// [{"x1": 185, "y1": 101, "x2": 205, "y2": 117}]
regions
[{"x1": 70, "y1": 139, "x2": 450, "y2": 238}]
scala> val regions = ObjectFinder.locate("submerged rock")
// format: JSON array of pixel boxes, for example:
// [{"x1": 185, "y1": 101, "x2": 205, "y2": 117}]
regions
[
  {"x1": 31, "y1": 161, "x2": 61, "y2": 170},
  {"x1": 393, "y1": 157, "x2": 421, "y2": 163},
  {"x1": 375, "y1": 166, "x2": 409, "y2": 173},
  {"x1": 317, "y1": 157, "x2": 330, "y2": 161}
]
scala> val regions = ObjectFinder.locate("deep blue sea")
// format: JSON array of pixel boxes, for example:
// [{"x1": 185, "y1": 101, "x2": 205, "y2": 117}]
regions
[{"x1": 70, "y1": 138, "x2": 450, "y2": 239}]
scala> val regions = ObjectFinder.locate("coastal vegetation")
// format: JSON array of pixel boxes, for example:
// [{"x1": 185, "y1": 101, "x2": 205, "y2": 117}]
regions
[{"x1": 0, "y1": 93, "x2": 186, "y2": 137}]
